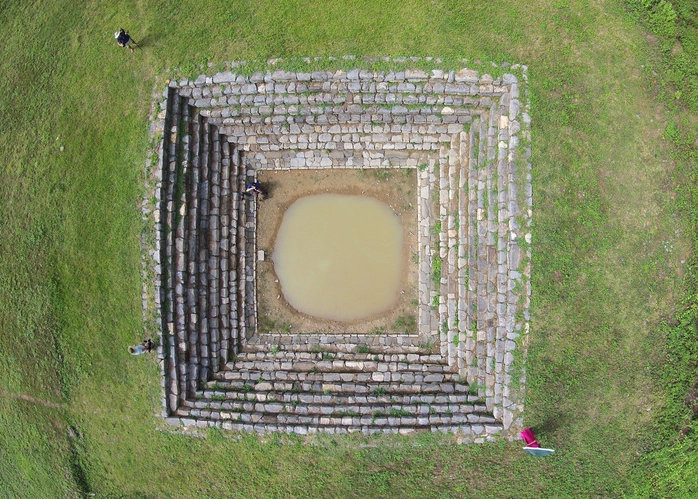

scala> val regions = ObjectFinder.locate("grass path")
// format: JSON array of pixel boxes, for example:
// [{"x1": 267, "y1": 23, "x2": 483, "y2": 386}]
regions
[
  {"x1": 0, "y1": 389, "x2": 65, "y2": 409},
  {"x1": 0, "y1": 0, "x2": 690, "y2": 497}
]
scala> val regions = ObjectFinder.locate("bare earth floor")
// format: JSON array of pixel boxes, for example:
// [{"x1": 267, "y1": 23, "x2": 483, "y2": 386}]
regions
[{"x1": 255, "y1": 168, "x2": 419, "y2": 336}]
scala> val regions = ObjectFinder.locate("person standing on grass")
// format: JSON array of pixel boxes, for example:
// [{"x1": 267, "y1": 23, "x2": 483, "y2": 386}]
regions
[{"x1": 115, "y1": 28, "x2": 135, "y2": 53}]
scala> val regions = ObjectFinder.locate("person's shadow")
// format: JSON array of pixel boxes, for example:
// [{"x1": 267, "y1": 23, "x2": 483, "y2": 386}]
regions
[
  {"x1": 260, "y1": 181, "x2": 278, "y2": 200},
  {"x1": 132, "y1": 33, "x2": 161, "y2": 48},
  {"x1": 527, "y1": 412, "x2": 566, "y2": 447}
]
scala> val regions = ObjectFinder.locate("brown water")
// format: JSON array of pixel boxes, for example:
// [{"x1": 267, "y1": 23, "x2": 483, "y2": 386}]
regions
[{"x1": 272, "y1": 194, "x2": 403, "y2": 322}]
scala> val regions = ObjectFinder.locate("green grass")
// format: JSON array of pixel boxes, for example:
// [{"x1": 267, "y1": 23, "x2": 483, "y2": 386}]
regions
[
  {"x1": 621, "y1": 1, "x2": 698, "y2": 495},
  {"x1": 394, "y1": 315, "x2": 418, "y2": 335},
  {"x1": 2, "y1": 0, "x2": 697, "y2": 497}
]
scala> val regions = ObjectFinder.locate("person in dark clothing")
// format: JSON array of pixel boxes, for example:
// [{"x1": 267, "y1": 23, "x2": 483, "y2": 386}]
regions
[
  {"x1": 246, "y1": 181, "x2": 266, "y2": 197},
  {"x1": 115, "y1": 28, "x2": 135, "y2": 53},
  {"x1": 129, "y1": 338, "x2": 154, "y2": 355}
]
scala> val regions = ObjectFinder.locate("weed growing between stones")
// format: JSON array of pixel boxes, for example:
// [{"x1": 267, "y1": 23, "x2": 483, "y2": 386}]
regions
[
  {"x1": 418, "y1": 339, "x2": 435, "y2": 352},
  {"x1": 356, "y1": 344, "x2": 370, "y2": 354},
  {"x1": 310, "y1": 344, "x2": 325, "y2": 354},
  {"x1": 389, "y1": 408, "x2": 414, "y2": 417},
  {"x1": 431, "y1": 256, "x2": 442, "y2": 287},
  {"x1": 431, "y1": 220, "x2": 443, "y2": 289},
  {"x1": 431, "y1": 294, "x2": 439, "y2": 310}
]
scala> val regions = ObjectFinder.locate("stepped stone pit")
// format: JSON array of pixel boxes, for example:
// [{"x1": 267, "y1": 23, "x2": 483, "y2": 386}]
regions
[{"x1": 143, "y1": 58, "x2": 532, "y2": 442}]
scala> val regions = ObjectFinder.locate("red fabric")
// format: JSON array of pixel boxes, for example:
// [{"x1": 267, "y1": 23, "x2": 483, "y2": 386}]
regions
[{"x1": 520, "y1": 428, "x2": 541, "y2": 448}]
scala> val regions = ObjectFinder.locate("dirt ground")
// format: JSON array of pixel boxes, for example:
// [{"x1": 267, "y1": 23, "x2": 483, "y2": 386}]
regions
[{"x1": 254, "y1": 168, "x2": 419, "y2": 336}]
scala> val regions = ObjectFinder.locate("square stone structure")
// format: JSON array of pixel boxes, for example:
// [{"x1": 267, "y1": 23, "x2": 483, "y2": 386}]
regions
[{"x1": 145, "y1": 60, "x2": 532, "y2": 441}]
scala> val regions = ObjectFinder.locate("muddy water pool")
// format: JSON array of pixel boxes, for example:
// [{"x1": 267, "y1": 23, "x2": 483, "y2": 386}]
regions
[{"x1": 272, "y1": 194, "x2": 403, "y2": 321}]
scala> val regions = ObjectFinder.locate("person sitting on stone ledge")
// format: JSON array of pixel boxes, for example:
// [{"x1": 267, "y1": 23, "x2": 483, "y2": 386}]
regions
[{"x1": 129, "y1": 338, "x2": 154, "y2": 355}]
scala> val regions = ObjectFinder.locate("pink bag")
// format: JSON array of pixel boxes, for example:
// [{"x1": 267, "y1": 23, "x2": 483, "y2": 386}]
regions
[{"x1": 520, "y1": 428, "x2": 540, "y2": 448}]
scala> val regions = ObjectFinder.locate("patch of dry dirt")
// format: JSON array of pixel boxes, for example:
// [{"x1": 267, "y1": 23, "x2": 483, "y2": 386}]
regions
[{"x1": 255, "y1": 168, "x2": 419, "y2": 336}]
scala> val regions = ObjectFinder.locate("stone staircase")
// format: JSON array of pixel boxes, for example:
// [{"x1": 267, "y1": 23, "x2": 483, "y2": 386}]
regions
[
  {"x1": 145, "y1": 59, "x2": 531, "y2": 440},
  {"x1": 185, "y1": 342, "x2": 499, "y2": 436},
  {"x1": 157, "y1": 93, "x2": 260, "y2": 412},
  {"x1": 416, "y1": 91, "x2": 529, "y2": 428}
]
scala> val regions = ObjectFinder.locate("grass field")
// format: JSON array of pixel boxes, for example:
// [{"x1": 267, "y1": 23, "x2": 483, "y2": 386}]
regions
[{"x1": 1, "y1": 0, "x2": 697, "y2": 497}]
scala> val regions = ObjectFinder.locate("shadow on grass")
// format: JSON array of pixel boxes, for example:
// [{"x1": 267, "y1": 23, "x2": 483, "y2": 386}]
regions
[
  {"x1": 132, "y1": 33, "x2": 161, "y2": 49},
  {"x1": 68, "y1": 429, "x2": 91, "y2": 496}
]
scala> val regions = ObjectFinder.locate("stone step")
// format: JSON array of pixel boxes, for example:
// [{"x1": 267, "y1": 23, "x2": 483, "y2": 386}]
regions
[
  {"x1": 228, "y1": 146, "x2": 242, "y2": 356},
  {"x1": 207, "y1": 127, "x2": 222, "y2": 374},
  {"x1": 194, "y1": 390, "x2": 478, "y2": 406},
  {"x1": 227, "y1": 358, "x2": 452, "y2": 373},
  {"x1": 205, "y1": 378, "x2": 468, "y2": 395},
  {"x1": 172, "y1": 98, "x2": 191, "y2": 402},
  {"x1": 451, "y1": 114, "x2": 476, "y2": 394},
  {"x1": 418, "y1": 99, "x2": 509, "y2": 406},
  {"x1": 480, "y1": 101, "x2": 507, "y2": 409},
  {"x1": 194, "y1": 119, "x2": 211, "y2": 382},
  {"x1": 208, "y1": 402, "x2": 490, "y2": 420},
  {"x1": 185, "y1": 93, "x2": 496, "y2": 112},
  {"x1": 420, "y1": 114, "x2": 491, "y2": 374},
  {"x1": 216, "y1": 357, "x2": 458, "y2": 377},
  {"x1": 180, "y1": 79, "x2": 505, "y2": 109},
  {"x1": 169, "y1": 414, "x2": 504, "y2": 437},
  {"x1": 472, "y1": 111, "x2": 493, "y2": 396},
  {"x1": 197, "y1": 73, "x2": 506, "y2": 93},
  {"x1": 214, "y1": 370, "x2": 462, "y2": 387},
  {"x1": 202, "y1": 110, "x2": 483, "y2": 169},
  {"x1": 243, "y1": 168, "x2": 258, "y2": 339},
  {"x1": 416, "y1": 157, "x2": 438, "y2": 341},
  {"x1": 218, "y1": 138, "x2": 232, "y2": 370},
  {"x1": 211, "y1": 101, "x2": 479, "y2": 117},
  {"x1": 216, "y1": 120, "x2": 471, "y2": 138},
  {"x1": 215, "y1": 120, "x2": 467, "y2": 159},
  {"x1": 178, "y1": 397, "x2": 490, "y2": 420},
  {"x1": 243, "y1": 334, "x2": 425, "y2": 353},
  {"x1": 169, "y1": 93, "x2": 190, "y2": 405},
  {"x1": 179, "y1": 118, "x2": 250, "y2": 387},
  {"x1": 185, "y1": 108, "x2": 202, "y2": 395},
  {"x1": 462, "y1": 118, "x2": 481, "y2": 384},
  {"x1": 235, "y1": 170, "x2": 250, "y2": 343},
  {"x1": 456, "y1": 129, "x2": 470, "y2": 377},
  {"x1": 216, "y1": 119, "x2": 474, "y2": 134},
  {"x1": 443, "y1": 133, "x2": 463, "y2": 369},
  {"x1": 217, "y1": 411, "x2": 496, "y2": 429},
  {"x1": 162, "y1": 90, "x2": 185, "y2": 412},
  {"x1": 234, "y1": 348, "x2": 446, "y2": 365},
  {"x1": 186, "y1": 395, "x2": 486, "y2": 423},
  {"x1": 492, "y1": 100, "x2": 512, "y2": 413}
]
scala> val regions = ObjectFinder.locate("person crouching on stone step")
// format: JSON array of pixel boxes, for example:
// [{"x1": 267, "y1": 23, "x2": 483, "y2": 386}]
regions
[
  {"x1": 115, "y1": 28, "x2": 135, "y2": 53},
  {"x1": 246, "y1": 181, "x2": 266, "y2": 198},
  {"x1": 129, "y1": 338, "x2": 154, "y2": 355}
]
